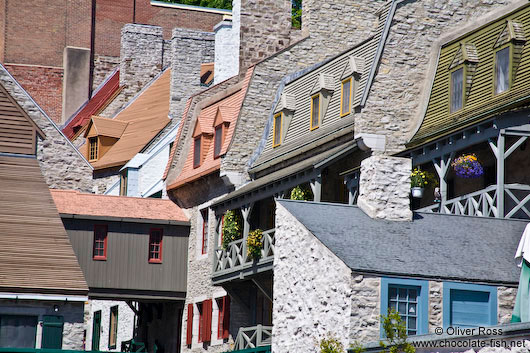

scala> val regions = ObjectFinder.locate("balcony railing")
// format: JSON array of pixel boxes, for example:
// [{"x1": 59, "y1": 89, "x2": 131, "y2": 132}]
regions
[
  {"x1": 417, "y1": 183, "x2": 530, "y2": 219},
  {"x1": 233, "y1": 325, "x2": 272, "y2": 351},
  {"x1": 213, "y1": 229, "x2": 275, "y2": 280}
]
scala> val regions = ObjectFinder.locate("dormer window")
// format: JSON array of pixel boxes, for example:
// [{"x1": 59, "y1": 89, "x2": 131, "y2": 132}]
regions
[
  {"x1": 89, "y1": 137, "x2": 98, "y2": 161},
  {"x1": 450, "y1": 67, "x2": 464, "y2": 113},
  {"x1": 119, "y1": 169, "x2": 128, "y2": 196},
  {"x1": 340, "y1": 78, "x2": 352, "y2": 116},
  {"x1": 193, "y1": 136, "x2": 201, "y2": 168},
  {"x1": 495, "y1": 46, "x2": 511, "y2": 94},
  {"x1": 214, "y1": 125, "x2": 223, "y2": 158},
  {"x1": 310, "y1": 94, "x2": 321, "y2": 130},
  {"x1": 273, "y1": 112, "x2": 283, "y2": 147}
]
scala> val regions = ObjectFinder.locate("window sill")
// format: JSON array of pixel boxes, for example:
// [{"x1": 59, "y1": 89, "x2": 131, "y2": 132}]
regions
[
  {"x1": 93, "y1": 256, "x2": 107, "y2": 261},
  {"x1": 148, "y1": 259, "x2": 163, "y2": 264}
]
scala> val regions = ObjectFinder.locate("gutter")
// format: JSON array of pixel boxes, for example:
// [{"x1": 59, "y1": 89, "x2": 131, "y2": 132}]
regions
[
  {"x1": 59, "y1": 213, "x2": 190, "y2": 226},
  {"x1": 0, "y1": 293, "x2": 88, "y2": 302}
]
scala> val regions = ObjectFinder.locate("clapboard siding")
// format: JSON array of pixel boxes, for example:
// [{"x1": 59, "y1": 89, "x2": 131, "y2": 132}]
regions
[
  {"x1": 63, "y1": 218, "x2": 188, "y2": 294},
  {"x1": 413, "y1": 3, "x2": 530, "y2": 145}
]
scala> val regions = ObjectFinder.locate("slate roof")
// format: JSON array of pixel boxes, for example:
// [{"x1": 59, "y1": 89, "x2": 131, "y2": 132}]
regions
[
  {"x1": 51, "y1": 189, "x2": 189, "y2": 224},
  {"x1": 278, "y1": 200, "x2": 526, "y2": 285}
]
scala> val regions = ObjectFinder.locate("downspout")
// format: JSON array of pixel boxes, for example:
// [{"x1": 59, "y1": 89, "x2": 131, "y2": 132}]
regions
[{"x1": 88, "y1": 0, "x2": 96, "y2": 98}]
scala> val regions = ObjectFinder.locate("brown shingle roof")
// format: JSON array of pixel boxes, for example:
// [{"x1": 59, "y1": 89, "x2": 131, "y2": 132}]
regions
[
  {"x1": 0, "y1": 156, "x2": 88, "y2": 294},
  {"x1": 51, "y1": 190, "x2": 189, "y2": 223},
  {"x1": 85, "y1": 116, "x2": 128, "y2": 138},
  {"x1": 90, "y1": 69, "x2": 171, "y2": 170}
]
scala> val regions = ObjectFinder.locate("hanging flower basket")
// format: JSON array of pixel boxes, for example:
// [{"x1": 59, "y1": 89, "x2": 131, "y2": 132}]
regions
[{"x1": 451, "y1": 154, "x2": 484, "y2": 178}]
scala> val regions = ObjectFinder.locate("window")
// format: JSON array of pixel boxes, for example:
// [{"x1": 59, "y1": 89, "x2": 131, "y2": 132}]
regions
[
  {"x1": 201, "y1": 209, "x2": 209, "y2": 255},
  {"x1": 198, "y1": 300, "x2": 212, "y2": 343},
  {"x1": 0, "y1": 315, "x2": 37, "y2": 348},
  {"x1": 443, "y1": 282, "x2": 497, "y2": 328},
  {"x1": 119, "y1": 170, "x2": 128, "y2": 196},
  {"x1": 214, "y1": 126, "x2": 223, "y2": 158},
  {"x1": 89, "y1": 137, "x2": 98, "y2": 161},
  {"x1": 340, "y1": 78, "x2": 352, "y2": 116},
  {"x1": 108, "y1": 306, "x2": 118, "y2": 349},
  {"x1": 193, "y1": 137, "x2": 201, "y2": 168},
  {"x1": 217, "y1": 296, "x2": 230, "y2": 340},
  {"x1": 310, "y1": 94, "x2": 321, "y2": 130},
  {"x1": 381, "y1": 278, "x2": 428, "y2": 337},
  {"x1": 450, "y1": 68, "x2": 464, "y2": 113},
  {"x1": 148, "y1": 229, "x2": 163, "y2": 263},
  {"x1": 495, "y1": 46, "x2": 510, "y2": 94},
  {"x1": 93, "y1": 225, "x2": 107, "y2": 260},
  {"x1": 273, "y1": 112, "x2": 283, "y2": 147}
]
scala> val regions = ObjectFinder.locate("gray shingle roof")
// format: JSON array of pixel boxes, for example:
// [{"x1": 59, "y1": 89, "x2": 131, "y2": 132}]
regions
[{"x1": 278, "y1": 200, "x2": 527, "y2": 285}]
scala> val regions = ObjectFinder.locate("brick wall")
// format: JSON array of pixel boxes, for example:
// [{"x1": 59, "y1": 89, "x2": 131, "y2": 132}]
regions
[{"x1": 5, "y1": 64, "x2": 64, "y2": 124}]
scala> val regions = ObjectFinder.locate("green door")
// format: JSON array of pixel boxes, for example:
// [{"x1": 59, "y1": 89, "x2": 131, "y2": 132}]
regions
[
  {"x1": 41, "y1": 315, "x2": 63, "y2": 349},
  {"x1": 92, "y1": 311, "x2": 101, "y2": 350}
]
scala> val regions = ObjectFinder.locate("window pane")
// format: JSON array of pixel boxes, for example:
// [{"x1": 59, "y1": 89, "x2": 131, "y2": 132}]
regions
[
  {"x1": 495, "y1": 47, "x2": 510, "y2": 94},
  {"x1": 214, "y1": 126, "x2": 223, "y2": 157},
  {"x1": 398, "y1": 301, "x2": 407, "y2": 314},
  {"x1": 311, "y1": 95, "x2": 320, "y2": 128},
  {"x1": 0, "y1": 315, "x2": 37, "y2": 348},
  {"x1": 451, "y1": 68, "x2": 464, "y2": 112},
  {"x1": 341, "y1": 80, "x2": 351, "y2": 115},
  {"x1": 389, "y1": 287, "x2": 397, "y2": 299},
  {"x1": 388, "y1": 285, "x2": 421, "y2": 336},
  {"x1": 274, "y1": 114, "x2": 282, "y2": 146},
  {"x1": 193, "y1": 138, "x2": 201, "y2": 167}
]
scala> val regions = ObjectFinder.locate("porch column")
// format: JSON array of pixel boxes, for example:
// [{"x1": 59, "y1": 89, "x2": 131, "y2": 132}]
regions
[
  {"x1": 497, "y1": 132, "x2": 505, "y2": 218},
  {"x1": 241, "y1": 203, "x2": 254, "y2": 262},
  {"x1": 345, "y1": 172, "x2": 359, "y2": 205},
  {"x1": 310, "y1": 174, "x2": 322, "y2": 202},
  {"x1": 433, "y1": 153, "x2": 454, "y2": 213},
  {"x1": 212, "y1": 215, "x2": 223, "y2": 273}
]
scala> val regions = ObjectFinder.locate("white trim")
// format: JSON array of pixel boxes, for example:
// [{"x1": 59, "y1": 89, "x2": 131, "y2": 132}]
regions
[
  {"x1": 196, "y1": 207, "x2": 210, "y2": 260},
  {"x1": 0, "y1": 293, "x2": 88, "y2": 302},
  {"x1": 150, "y1": 0, "x2": 231, "y2": 15},
  {"x1": 193, "y1": 295, "x2": 208, "y2": 303},
  {"x1": 211, "y1": 297, "x2": 222, "y2": 346}
]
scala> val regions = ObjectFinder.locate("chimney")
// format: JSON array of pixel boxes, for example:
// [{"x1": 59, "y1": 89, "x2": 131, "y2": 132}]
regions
[
  {"x1": 357, "y1": 154, "x2": 413, "y2": 221},
  {"x1": 120, "y1": 24, "x2": 164, "y2": 103},
  {"x1": 169, "y1": 28, "x2": 214, "y2": 120},
  {"x1": 214, "y1": 15, "x2": 239, "y2": 84}
]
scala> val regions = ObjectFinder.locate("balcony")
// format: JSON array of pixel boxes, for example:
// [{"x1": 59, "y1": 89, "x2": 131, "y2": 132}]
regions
[
  {"x1": 212, "y1": 228, "x2": 275, "y2": 284},
  {"x1": 418, "y1": 183, "x2": 530, "y2": 219},
  {"x1": 233, "y1": 325, "x2": 272, "y2": 351}
]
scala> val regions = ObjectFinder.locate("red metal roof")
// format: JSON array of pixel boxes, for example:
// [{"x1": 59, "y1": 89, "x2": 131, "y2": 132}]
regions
[{"x1": 62, "y1": 69, "x2": 121, "y2": 139}]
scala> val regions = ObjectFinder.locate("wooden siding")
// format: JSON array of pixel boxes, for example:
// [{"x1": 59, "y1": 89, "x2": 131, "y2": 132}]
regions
[
  {"x1": 63, "y1": 218, "x2": 188, "y2": 294},
  {"x1": 253, "y1": 2, "x2": 391, "y2": 168},
  {"x1": 412, "y1": 4, "x2": 530, "y2": 145},
  {"x1": 0, "y1": 155, "x2": 88, "y2": 294},
  {"x1": 0, "y1": 83, "x2": 44, "y2": 155}
]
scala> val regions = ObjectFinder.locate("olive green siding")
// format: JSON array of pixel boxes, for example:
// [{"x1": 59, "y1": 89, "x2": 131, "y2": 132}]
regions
[
  {"x1": 63, "y1": 218, "x2": 188, "y2": 296},
  {"x1": 412, "y1": 3, "x2": 530, "y2": 146}
]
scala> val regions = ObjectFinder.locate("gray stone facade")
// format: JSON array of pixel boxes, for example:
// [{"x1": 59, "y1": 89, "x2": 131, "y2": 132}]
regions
[
  {"x1": 214, "y1": 19, "x2": 239, "y2": 84},
  {"x1": 170, "y1": 28, "x2": 215, "y2": 120},
  {"x1": 92, "y1": 54, "x2": 120, "y2": 91},
  {"x1": 0, "y1": 65, "x2": 94, "y2": 192},
  {"x1": 357, "y1": 155, "x2": 413, "y2": 221}
]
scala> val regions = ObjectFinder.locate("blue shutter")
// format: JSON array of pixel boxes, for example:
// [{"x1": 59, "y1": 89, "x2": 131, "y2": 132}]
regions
[{"x1": 450, "y1": 289, "x2": 490, "y2": 327}]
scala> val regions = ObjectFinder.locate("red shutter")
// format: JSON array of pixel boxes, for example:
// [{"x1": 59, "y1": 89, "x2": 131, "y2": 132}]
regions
[
  {"x1": 186, "y1": 303, "x2": 193, "y2": 345},
  {"x1": 222, "y1": 296, "x2": 231, "y2": 339},
  {"x1": 203, "y1": 299, "x2": 212, "y2": 342}
]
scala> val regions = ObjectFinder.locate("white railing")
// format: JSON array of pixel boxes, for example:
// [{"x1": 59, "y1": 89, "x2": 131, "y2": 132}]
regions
[
  {"x1": 417, "y1": 183, "x2": 530, "y2": 219},
  {"x1": 214, "y1": 229, "x2": 275, "y2": 274},
  {"x1": 233, "y1": 325, "x2": 272, "y2": 350}
]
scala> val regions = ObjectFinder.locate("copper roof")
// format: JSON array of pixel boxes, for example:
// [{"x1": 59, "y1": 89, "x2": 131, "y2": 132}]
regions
[
  {"x1": 167, "y1": 67, "x2": 253, "y2": 190},
  {"x1": 0, "y1": 156, "x2": 88, "y2": 294},
  {"x1": 89, "y1": 69, "x2": 171, "y2": 170},
  {"x1": 51, "y1": 189, "x2": 189, "y2": 223}
]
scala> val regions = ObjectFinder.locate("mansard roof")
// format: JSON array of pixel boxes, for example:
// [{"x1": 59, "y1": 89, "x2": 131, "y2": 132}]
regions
[{"x1": 279, "y1": 200, "x2": 524, "y2": 285}]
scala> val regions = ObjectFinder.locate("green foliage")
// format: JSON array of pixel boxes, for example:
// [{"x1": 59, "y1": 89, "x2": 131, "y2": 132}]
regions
[
  {"x1": 290, "y1": 185, "x2": 310, "y2": 201},
  {"x1": 379, "y1": 309, "x2": 416, "y2": 353},
  {"x1": 292, "y1": 0, "x2": 302, "y2": 29},
  {"x1": 319, "y1": 333, "x2": 345, "y2": 353},
  {"x1": 158, "y1": 0, "x2": 232, "y2": 10},
  {"x1": 246, "y1": 229, "x2": 263, "y2": 260},
  {"x1": 349, "y1": 341, "x2": 365, "y2": 353},
  {"x1": 222, "y1": 210, "x2": 242, "y2": 249}
]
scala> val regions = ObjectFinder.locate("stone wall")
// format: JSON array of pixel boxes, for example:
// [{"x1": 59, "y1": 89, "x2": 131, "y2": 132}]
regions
[
  {"x1": 0, "y1": 299, "x2": 84, "y2": 349},
  {"x1": 92, "y1": 55, "x2": 120, "y2": 92},
  {"x1": 0, "y1": 65, "x2": 94, "y2": 192},
  {"x1": 169, "y1": 28, "x2": 215, "y2": 120},
  {"x1": 357, "y1": 155, "x2": 412, "y2": 221},
  {"x1": 273, "y1": 203, "x2": 352, "y2": 353},
  {"x1": 356, "y1": 0, "x2": 518, "y2": 154},
  {"x1": 214, "y1": 19, "x2": 239, "y2": 84},
  {"x1": 350, "y1": 274, "x2": 380, "y2": 344},
  {"x1": 498, "y1": 286, "x2": 518, "y2": 324},
  {"x1": 84, "y1": 299, "x2": 135, "y2": 352}
]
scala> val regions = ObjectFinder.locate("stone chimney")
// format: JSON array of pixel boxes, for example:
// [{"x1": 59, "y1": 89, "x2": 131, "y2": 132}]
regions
[
  {"x1": 357, "y1": 155, "x2": 413, "y2": 221},
  {"x1": 214, "y1": 15, "x2": 239, "y2": 84},
  {"x1": 169, "y1": 28, "x2": 214, "y2": 120},
  {"x1": 120, "y1": 24, "x2": 164, "y2": 103},
  {"x1": 238, "y1": 0, "x2": 292, "y2": 72}
]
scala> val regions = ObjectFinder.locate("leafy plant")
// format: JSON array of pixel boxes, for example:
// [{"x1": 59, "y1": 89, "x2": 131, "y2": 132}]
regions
[
  {"x1": 379, "y1": 309, "x2": 416, "y2": 353},
  {"x1": 349, "y1": 340, "x2": 365, "y2": 353},
  {"x1": 292, "y1": 0, "x2": 302, "y2": 29},
  {"x1": 290, "y1": 185, "x2": 310, "y2": 201},
  {"x1": 246, "y1": 229, "x2": 263, "y2": 260},
  {"x1": 158, "y1": 0, "x2": 232, "y2": 10},
  {"x1": 319, "y1": 333, "x2": 345, "y2": 353},
  {"x1": 222, "y1": 210, "x2": 241, "y2": 250},
  {"x1": 410, "y1": 169, "x2": 437, "y2": 188}
]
